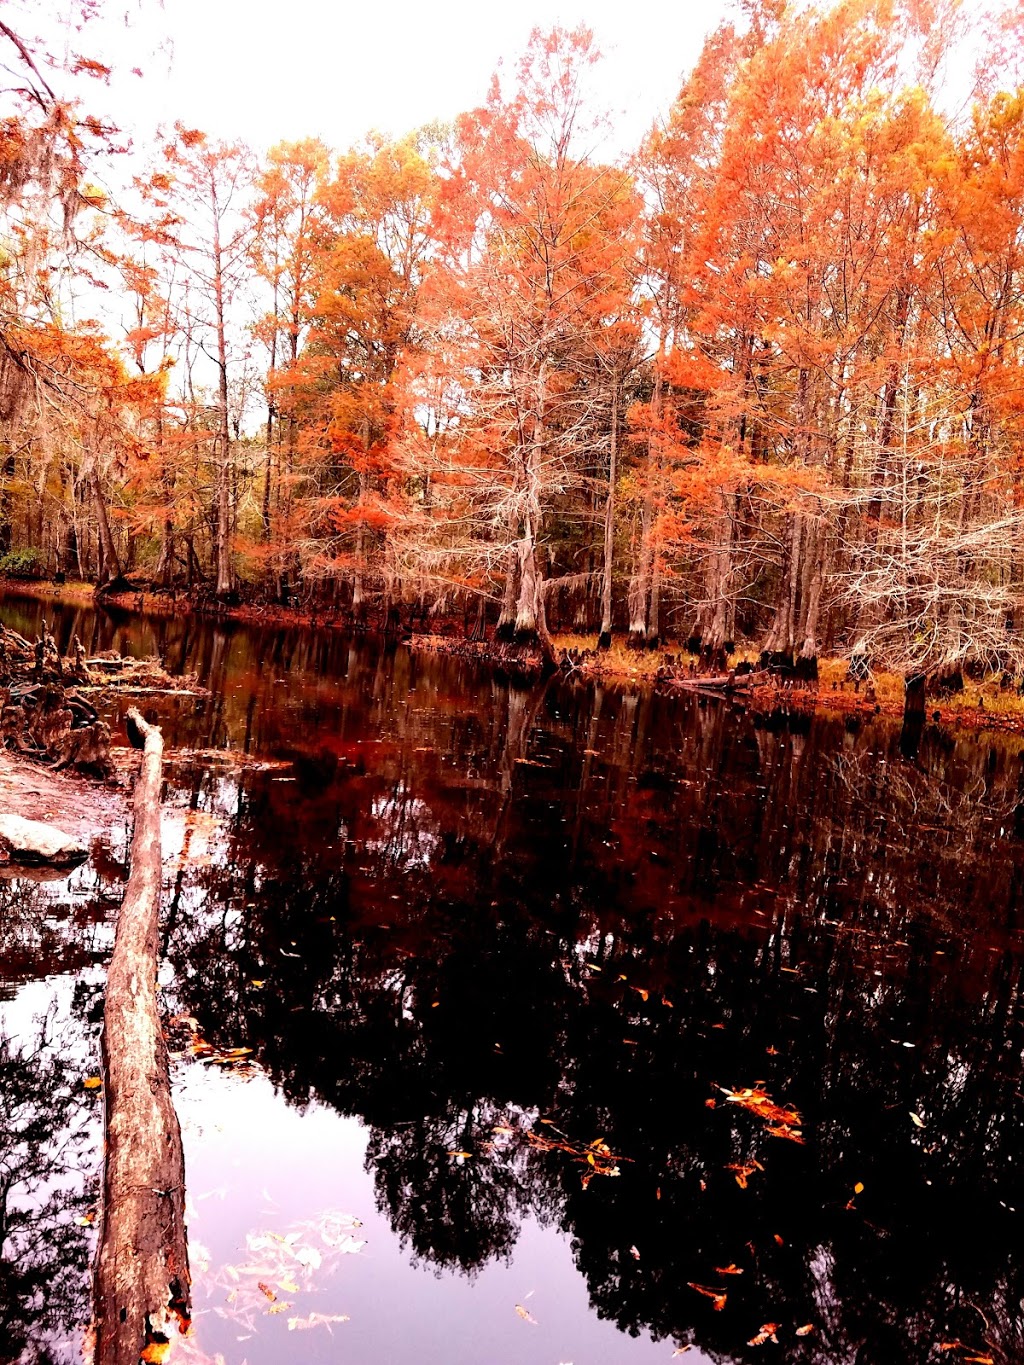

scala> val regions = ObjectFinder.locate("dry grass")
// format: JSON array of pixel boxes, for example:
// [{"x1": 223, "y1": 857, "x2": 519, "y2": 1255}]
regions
[
  {"x1": 0, "y1": 577, "x2": 97, "y2": 607},
  {"x1": 553, "y1": 633, "x2": 700, "y2": 679}
]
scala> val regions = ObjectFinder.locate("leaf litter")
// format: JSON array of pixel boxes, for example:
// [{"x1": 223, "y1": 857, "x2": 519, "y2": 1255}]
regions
[{"x1": 187, "y1": 1209, "x2": 364, "y2": 1341}]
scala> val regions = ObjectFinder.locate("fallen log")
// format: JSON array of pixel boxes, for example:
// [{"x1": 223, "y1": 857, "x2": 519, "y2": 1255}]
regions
[
  {"x1": 669, "y1": 670, "x2": 768, "y2": 693},
  {"x1": 93, "y1": 707, "x2": 191, "y2": 1363}
]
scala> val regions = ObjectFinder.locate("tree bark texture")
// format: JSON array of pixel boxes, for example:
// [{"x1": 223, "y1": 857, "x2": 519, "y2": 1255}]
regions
[{"x1": 93, "y1": 708, "x2": 191, "y2": 1364}]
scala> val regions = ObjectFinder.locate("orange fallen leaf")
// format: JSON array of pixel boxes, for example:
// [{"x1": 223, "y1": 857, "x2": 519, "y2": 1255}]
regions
[
  {"x1": 722, "y1": 1085, "x2": 802, "y2": 1130},
  {"x1": 687, "y1": 1283, "x2": 727, "y2": 1311},
  {"x1": 748, "y1": 1323, "x2": 780, "y2": 1346},
  {"x1": 257, "y1": 1281, "x2": 276, "y2": 1301},
  {"x1": 765, "y1": 1123, "x2": 805, "y2": 1143},
  {"x1": 727, "y1": 1161, "x2": 763, "y2": 1189},
  {"x1": 83, "y1": 1076, "x2": 102, "y2": 1090},
  {"x1": 714, "y1": 1264, "x2": 744, "y2": 1275},
  {"x1": 515, "y1": 1304, "x2": 538, "y2": 1325},
  {"x1": 671, "y1": 1348, "x2": 692, "y2": 1356},
  {"x1": 854, "y1": 1182, "x2": 864, "y2": 1194},
  {"x1": 796, "y1": 1324, "x2": 814, "y2": 1336},
  {"x1": 139, "y1": 1345, "x2": 170, "y2": 1365},
  {"x1": 773, "y1": 1234, "x2": 784, "y2": 1246}
]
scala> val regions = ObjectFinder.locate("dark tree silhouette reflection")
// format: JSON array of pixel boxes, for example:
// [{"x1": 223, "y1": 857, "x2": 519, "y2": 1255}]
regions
[
  {"x1": 0, "y1": 1013, "x2": 96, "y2": 1363},
  {"x1": 155, "y1": 651, "x2": 1024, "y2": 1364},
  {"x1": 2, "y1": 598, "x2": 1022, "y2": 1361}
]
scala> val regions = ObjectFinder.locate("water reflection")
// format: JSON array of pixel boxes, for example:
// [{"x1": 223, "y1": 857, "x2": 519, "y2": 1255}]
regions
[
  {"x1": 0, "y1": 1009, "x2": 97, "y2": 1363},
  {"x1": 1, "y1": 592, "x2": 1023, "y2": 1362}
]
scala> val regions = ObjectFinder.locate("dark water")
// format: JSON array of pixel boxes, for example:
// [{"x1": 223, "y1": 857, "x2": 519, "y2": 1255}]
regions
[{"x1": 1, "y1": 593, "x2": 1023, "y2": 1364}]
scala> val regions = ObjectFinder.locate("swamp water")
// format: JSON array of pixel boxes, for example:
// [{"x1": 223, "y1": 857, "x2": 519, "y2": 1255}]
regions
[{"x1": 0, "y1": 592, "x2": 1022, "y2": 1364}]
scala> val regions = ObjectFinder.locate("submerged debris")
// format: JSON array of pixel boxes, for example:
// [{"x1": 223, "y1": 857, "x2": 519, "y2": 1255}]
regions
[{"x1": 0, "y1": 620, "x2": 202, "y2": 774}]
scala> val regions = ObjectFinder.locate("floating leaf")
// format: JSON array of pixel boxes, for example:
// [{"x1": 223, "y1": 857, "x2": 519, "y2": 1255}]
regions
[
  {"x1": 721, "y1": 1084, "x2": 802, "y2": 1132},
  {"x1": 727, "y1": 1161, "x2": 763, "y2": 1190},
  {"x1": 796, "y1": 1324, "x2": 814, "y2": 1336},
  {"x1": 687, "y1": 1283, "x2": 727, "y2": 1311},
  {"x1": 83, "y1": 1076, "x2": 102, "y2": 1090},
  {"x1": 257, "y1": 1281, "x2": 276, "y2": 1301},
  {"x1": 671, "y1": 1348, "x2": 692, "y2": 1356},
  {"x1": 910, "y1": 1112, "x2": 925, "y2": 1128},
  {"x1": 515, "y1": 1304, "x2": 538, "y2": 1324},
  {"x1": 854, "y1": 1182, "x2": 864, "y2": 1194},
  {"x1": 714, "y1": 1264, "x2": 744, "y2": 1275},
  {"x1": 748, "y1": 1323, "x2": 780, "y2": 1346},
  {"x1": 288, "y1": 1312, "x2": 350, "y2": 1331}
]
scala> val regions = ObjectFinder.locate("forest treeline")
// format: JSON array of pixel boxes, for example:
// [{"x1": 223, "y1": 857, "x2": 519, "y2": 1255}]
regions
[{"x1": 4, "y1": 0, "x2": 1024, "y2": 678}]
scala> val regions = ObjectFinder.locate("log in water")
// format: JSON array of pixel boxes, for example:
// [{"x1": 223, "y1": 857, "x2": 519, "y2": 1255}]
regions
[{"x1": 93, "y1": 707, "x2": 191, "y2": 1363}]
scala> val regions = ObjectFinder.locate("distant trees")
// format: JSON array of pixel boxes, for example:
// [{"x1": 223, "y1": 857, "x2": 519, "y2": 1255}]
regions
[{"x1": 8, "y1": 0, "x2": 1024, "y2": 691}]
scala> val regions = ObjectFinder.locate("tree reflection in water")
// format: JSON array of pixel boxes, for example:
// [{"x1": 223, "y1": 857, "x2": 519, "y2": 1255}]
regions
[
  {"x1": 0, "y1": 1010, "x2": 97, "y2": 1363},
  {"x1": 0, "y1": 599, "x2": 1021, "y2": 1360},
  {"x1": 156, "y1": 658, "x2": 1024, "y2": 1365}
]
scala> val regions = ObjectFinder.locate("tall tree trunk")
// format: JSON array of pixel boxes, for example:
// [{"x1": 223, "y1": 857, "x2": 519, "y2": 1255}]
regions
[
  {"x1": 627, "y1": 365, "x2": 663, "y2": 648},
  {"x1": 512, "y1": 361, "x2": 556, "y2": 665},
  {"x1": 693, "y1": 492, "x2": 736, "y2": 667},
  {"x1": 212, "y1": 188, "x2": 234, "y2": 599},
  {"x1": 495, "y1": 543, "x2": 518, "y2": 641},
  {"x1": 598, "y1": 375, "x2": 618, "y2": 650},
  {"x1": 627, "y1": 502, "x2": 653, "y2": 649},
  {"x1": 86, "y1": 448, "x2": 123, "y2": 591}
]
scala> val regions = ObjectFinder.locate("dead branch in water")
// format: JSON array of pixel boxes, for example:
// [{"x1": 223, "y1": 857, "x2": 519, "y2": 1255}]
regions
[{"x1": 93, "y1": 707, "x2": 191, "y2": 1363}]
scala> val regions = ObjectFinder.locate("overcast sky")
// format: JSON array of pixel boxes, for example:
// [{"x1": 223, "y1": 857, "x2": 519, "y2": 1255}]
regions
[{"x1": 91, "y1": 0, "x2": 731, "y2": 157}]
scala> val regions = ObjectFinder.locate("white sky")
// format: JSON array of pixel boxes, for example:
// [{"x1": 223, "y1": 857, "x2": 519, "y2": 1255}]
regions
[{"x1": 93, "y1": 0, "x2": 731, "y2": 157}]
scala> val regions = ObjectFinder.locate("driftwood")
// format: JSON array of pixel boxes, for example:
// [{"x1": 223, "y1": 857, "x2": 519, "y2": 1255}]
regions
[
  {"x1": 669, "y1": 670, "x2": 767, "y2": 694},
  {"x1": 93, "y1": 708, "x2": 191, "y2": 1363}
]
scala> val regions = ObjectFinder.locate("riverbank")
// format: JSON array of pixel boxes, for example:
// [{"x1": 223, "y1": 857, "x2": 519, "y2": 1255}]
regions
[
  {"x1": 7, "y1": 576, "x2": 1024, "y2": 736},
  {"x1": 0, "y1": 746, "x2": 127, "y2": 846}
]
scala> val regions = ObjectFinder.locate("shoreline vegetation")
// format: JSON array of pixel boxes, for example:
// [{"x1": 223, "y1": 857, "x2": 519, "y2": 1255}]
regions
[{"x1": 7, "y1": 575, "x2": 1024, "y2": 737}]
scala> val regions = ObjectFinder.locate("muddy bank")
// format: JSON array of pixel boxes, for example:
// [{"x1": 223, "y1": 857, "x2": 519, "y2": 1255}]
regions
[{"x1": 0, "y1": 749, "x2": 126, "y2": 841}]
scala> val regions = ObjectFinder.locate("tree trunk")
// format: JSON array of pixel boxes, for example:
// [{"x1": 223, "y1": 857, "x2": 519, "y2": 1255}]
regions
[
  {"x1": 495, "y1": 544, "x2": 518, "y2": 642},
  {"x1": 904, "y1": 671, "x2": 926, "y2": 724},
  {"x1": 212, "y1": 185, "x2": 234, "y2": 599},
  {"x1": 627, "y1": 501, "x2": 652, "y2": 649},
  {"x1": 598, "y1": 376, "x2": 618, "y2": 650},
  {"x1": 694, "y1": 493, "x2": 736, "y2": 669},
  {"x1": 87, "y1": 451, "x2": 124, "y2": 592},
  {"x1": 92, "y1": 709, "x2": 191, "y2": 1363}
]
